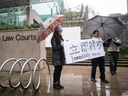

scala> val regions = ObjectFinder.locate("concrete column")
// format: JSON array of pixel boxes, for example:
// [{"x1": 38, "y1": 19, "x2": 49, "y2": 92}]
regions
[{"x1": 26, "y1": 7, "x2": 43, "y2": 25}]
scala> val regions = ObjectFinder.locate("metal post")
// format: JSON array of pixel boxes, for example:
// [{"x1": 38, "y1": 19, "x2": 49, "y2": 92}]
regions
[
  {"x1": 0, "y1": 9, "x2": 1, "y2": 27},
  {"x1": 7, "y1": 8, "x2": 10, "y2": 26},
  {"x1": 16, "y1": 6, "x2": 20, "y2": 26}
]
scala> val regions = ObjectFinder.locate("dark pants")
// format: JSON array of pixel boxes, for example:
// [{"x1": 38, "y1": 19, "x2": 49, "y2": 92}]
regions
[
  {"x1": 53, "y1": 66, "x2": 62, "y2": 84},
  {"x1": 108, "y1": 52, "x2": 119, "y2": 73},
  {"x1": 91, "y1": 57, "x2": 105, "y2": 80}
]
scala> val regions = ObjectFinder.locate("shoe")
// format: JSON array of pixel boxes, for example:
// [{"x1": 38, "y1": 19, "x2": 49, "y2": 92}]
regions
[
  {"x1": 58, "y1": 83, "x2": 64, "y2": 89},
  {"x1": 101, "y1": 79, "x2": 109, "y2": 83},
  {"x1": 53, "y1": 84, "x2": 61, "y2": 90},
  {"x1": 91, "y1": 78, "x2": 97, "y2": 82},
  {"x1": 111, "y1": 71, "x2": 114, "y2": 75}
]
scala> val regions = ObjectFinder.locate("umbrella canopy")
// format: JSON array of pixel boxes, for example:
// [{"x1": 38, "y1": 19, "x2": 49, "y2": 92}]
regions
[
  {"x1": 37, "y1": 15, "x2": 65, "y2": 44},
  {"x1": 83, "y1": 15, "x2": 126, "y2": 40}
]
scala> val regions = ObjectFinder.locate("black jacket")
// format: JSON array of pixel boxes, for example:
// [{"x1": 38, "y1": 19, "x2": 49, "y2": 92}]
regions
[{"x1": 51, "y1": 35, "x2": 65, "y2": 66}]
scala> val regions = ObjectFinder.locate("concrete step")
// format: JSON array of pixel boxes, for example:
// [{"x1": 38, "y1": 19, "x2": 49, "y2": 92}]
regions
[
  {"x1": 46, "y1": 57, "x2": 128, "y2": 61},
  {"x1": 46, "y1": 48, "x2": 128, "y2": 59},
  {"x1": 46, "y1": 60, "x2": 128, "y2": 64},
  {"x1": 46, "y1": 54, "x2": 128, "y2": 59},
  {"x1": 47, "y1": 60, "x2": 128, "y2": 64},
  {"x1": 46, "y1": 48, "x2": 128, "y2": 66},
  {"x1": 47, "y1": 62, "x2": 128, "y2": 67}
]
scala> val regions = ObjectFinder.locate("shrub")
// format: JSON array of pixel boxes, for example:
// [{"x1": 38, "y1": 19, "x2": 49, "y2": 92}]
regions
[
  {"x1": 0, "y1": 22, "x2": 42, "y2": 30},
  {"x1": 119, "y1": 44, "x2": 128, "y2": 54},
  {"x1": 104, "y1": 44, "x2": 128, "y2": 55}
]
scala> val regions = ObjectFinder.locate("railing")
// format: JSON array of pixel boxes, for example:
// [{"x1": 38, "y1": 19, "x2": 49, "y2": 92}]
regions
[{"x1": 0, "y1": 58, "x2": 51, "y2": 94}]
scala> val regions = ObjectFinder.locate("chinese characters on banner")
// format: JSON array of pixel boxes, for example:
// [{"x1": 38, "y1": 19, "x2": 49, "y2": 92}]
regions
[{"x1": 62, "y1": 38, "x2": 105, "y2": 64}]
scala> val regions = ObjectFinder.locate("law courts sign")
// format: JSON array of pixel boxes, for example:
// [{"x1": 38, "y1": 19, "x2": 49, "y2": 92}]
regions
[
  {"x1": 62, "y1": 38, "x2": 105, "y2": 64},
  {"x1": 0, "y1": 29, "x2": 46, "y2": 73},
  {"x1": 1, "y1": 34, "x2": 36, "y2": 41}
]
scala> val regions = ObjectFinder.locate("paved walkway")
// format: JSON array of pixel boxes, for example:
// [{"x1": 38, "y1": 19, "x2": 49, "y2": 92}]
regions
[{"x1": 0, "y1": 65, "x2": 128, "y2": 96}]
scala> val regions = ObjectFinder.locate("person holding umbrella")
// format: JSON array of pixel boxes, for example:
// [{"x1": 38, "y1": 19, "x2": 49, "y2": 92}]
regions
[
  {"x1": 106, "y1": 37, "x2": 122, "y2": 75},
  {"x1": 51, "y1": 26, "x2": 65, "y2": 90},
  {"x1": 91, "y1": 30, "x2": 109, "y2": 83}
]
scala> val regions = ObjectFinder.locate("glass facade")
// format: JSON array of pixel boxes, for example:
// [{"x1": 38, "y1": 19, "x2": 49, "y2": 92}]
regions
[
  {"x1": 0, "y1": 0, "x2": 64, "y2": 27},
  {"x1": 0, "y1": 6, "x2": 28, "y2": 27},
  {"x1": 31, "y1": 0, "x2": 64, "y2": 21}
]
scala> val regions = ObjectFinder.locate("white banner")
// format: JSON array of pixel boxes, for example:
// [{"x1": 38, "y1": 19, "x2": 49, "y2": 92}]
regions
[{"x1": 62, "y1": 38, "x2": 105, "y2": 64}]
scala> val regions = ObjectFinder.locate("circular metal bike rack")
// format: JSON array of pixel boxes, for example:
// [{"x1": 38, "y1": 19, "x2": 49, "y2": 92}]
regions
[
  {"x1": 32, "y1": 58, "x2": 51, "y2": 93},
  {"x1": 0, "y1": 58, "x2": 18, "y2": 88},
  {"x1": 20, "y1": 58, "x2": 37, "y2": 89},
  {"x1": 9, "y1": 58, "x2": 28, "y2": 88},
  {"x1": 0, "y1": 58, "x2": 51, "y2": 93}
]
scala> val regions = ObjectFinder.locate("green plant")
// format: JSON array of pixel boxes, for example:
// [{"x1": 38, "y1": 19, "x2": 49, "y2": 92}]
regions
[
  {"x1": 119, "y1": 44, "x2": 128, "y2": 54},
  {"x1": 25, "y1": 24, "x2": 29, "y2": 28},
  {"x1": 10, "y1": 25, "x2": 16, "y2": 30},
  {"x1": 0, "y1": 22, "x2": 42, "y2": 30},
  {"x1": 104, "y1": 47, "x2": 108, "y2": 52}
]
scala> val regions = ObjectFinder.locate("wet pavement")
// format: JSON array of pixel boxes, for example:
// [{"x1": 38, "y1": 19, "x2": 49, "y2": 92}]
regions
[{"x1": 0, "y1": 65, "x2": 128, "y2": 96}]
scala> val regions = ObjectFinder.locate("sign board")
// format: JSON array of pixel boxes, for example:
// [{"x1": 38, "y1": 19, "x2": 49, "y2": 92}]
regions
[{"x1": 62, "y1": 38, "x2": 105, "y2": 64}]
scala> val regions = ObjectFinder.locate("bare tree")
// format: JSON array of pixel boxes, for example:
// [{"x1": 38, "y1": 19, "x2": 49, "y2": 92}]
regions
[{"x1": 60, "y1": 4, "x2": 98, "y2": 28}]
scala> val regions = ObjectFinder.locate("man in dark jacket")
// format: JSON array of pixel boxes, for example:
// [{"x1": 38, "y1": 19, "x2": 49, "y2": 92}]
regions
[
  {"x1": 91, "y1": 30, "x2": 109, "y2": 83},
  {"x1": 106, "y1": 37, "x2": 122, "y2": 75},
  {"x1": 51, "y1": 26, "x2": 65, "y2": 90}
]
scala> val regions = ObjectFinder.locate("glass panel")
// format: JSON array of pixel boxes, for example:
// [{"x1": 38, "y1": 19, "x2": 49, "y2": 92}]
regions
[
  {"x1": 0, "y1": 6, "x2": 28, "y2": 27},
  {"x1": 0, "y1": 0, "x2": 64, "y2": 26},
  {"x1": 0, "y1": 8, "x2": 8, "y2": 27},
  {"x1": 31, "y1": 0, "x2": 64, "y2": 22}
]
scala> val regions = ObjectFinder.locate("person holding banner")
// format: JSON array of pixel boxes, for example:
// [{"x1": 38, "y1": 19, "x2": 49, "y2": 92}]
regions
[
  {"x1": 51, "y1": 26, "x2": 65, "y2": 90},
  {"x1": 91, "y1": 30, "x2": 109, "y2": 83}
]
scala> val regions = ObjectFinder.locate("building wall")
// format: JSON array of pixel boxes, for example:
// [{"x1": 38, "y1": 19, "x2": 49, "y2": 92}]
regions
[{"x1": 0, "y1": 29, "x2": 46, "y2": 73}]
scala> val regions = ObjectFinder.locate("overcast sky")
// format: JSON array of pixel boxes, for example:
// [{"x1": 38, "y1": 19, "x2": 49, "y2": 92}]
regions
[{"x1": 64, "y1": 0, "x2": 127, "y2": 16}]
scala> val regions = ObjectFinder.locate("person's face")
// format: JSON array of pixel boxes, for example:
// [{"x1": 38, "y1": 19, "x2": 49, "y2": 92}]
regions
[
  {"x1": 113, "y1": 37, "x2": 117, "y2": 40},
  {"x1": 59, "y1": 31, "x2": 62, "y2": 35},
  {"x1": 93, "y1": 31, "x2": 99, "y2": 37}
]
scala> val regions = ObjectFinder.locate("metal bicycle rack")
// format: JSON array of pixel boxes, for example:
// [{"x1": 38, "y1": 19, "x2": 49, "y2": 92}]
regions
[{"x1": 0, "y1": 58, "x2": 51, "y2": 93}]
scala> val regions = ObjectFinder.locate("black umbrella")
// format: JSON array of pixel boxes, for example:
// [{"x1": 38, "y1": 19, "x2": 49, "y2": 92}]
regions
[{"x1": 83, "y1": 15, "x2": 126, "y2": 40}]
